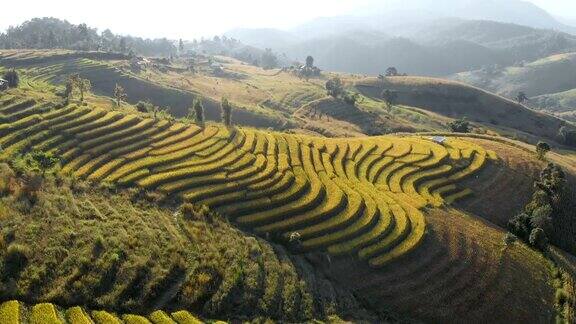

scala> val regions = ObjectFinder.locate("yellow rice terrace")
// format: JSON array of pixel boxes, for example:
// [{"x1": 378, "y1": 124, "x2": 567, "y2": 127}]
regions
[
  {"x1": 0, "y1": 299, "x2": 224, "y2": 324},
  {"x1": 0, "y1": 96, "x2": 494, "y2": 267}
]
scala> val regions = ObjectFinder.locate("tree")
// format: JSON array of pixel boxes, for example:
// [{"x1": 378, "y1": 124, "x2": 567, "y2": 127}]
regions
[
  {"x1": 3, "y1": 69, "x2": 19, "y2": 88},
  {"x1": 64, "y1": 78, "x2": 74, "y2": 98},
  {"x1": 530, "y1": 204, "x2": 553, "y2": 235},
  {"x1": 113, "y1": 83, "x2": 127, "y2": 106},
  {"x1": 381, "y1": 89, "x2": 397, "y2": 109},
  {"x1": 178, "y1": 38, "x2": 184, "y2": 53},
  {"x1": 260, "y1": 48, "x2": 278, "y2": 70},
  {"x1": 516, "y1": 91, "x2": 529, "y2": 104},
  {"x1": 507, "y1": 212, "x2": 532, "y2": 241},
  {"x1": 386, "y1": 67, "x2": 398, "y2": 76},
  {"x1": 119, "y1": 37, "x2": 127, "y2": 53},
  {"x1": 529, "y1": 227, "x2": 548, "y2": 250},
  {"x1": 190, "y1": 98, "x2": 204, "y2": 124},
  {"x1": 30, "y1": 150, "x2": 59, "y2": 175},
  {"x1": 306, "y1": 55, "x2": 314, "y2": 68},
  {"x1": 136, "y1": 100, "x2": 152, "y2": 113},
  {"x1": 448, "y1": 118, "x2": 471, "y2": 133},
  {"x1": 343, "y1": 92, "x2": 359, "y2": 105},
  {"x1": 221, "y1": 97, "x2": 232, "y2": 126},
  {"x1": 325, "y1": 77, "x2": 343, "y2": 98},
  {"x1": 69, "y1": 74, "x2": 91, "y2": 102},
  {"x1": 536, "y1": 141, "x2": 550, "y2": 160}
]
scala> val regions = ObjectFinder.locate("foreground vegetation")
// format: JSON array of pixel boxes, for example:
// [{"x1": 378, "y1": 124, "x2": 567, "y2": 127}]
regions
[{"x1": 0, "y1": 164, "x2": 369, "y2": 321}]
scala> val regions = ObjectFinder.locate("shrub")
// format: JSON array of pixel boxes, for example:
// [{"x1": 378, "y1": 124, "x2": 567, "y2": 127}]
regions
[
  {"x1": 3, "y1": 70, "x2": 19, "y2": 88},
  {"x1": 136, "y1": 101, "x2": 152, "y2": 113},
  {"x1": 503, "y1": 233, "x2": 517, "y2": 246},
  {"x1": 18, "y1": 173, "x2": 44, "y2": 204},
  {"x1": 325, "y1": 77, "x2": 343, "y2": 98},
  {"x1": 342, "y1": 92, "x2": 359, "y2": 105},
  {"x1": 4, "y1": 244, "x2": 30, "y2": 279},
  {"x1": 529, "y1": 228, "x2": 548, "y2": 250},
  {"x1": 144, "y1": 191, "x2": 165, "y2": 203},
  {"x1": 555, "y1": 289, "x2": 569, "y2": 305},
  {"x1": 179, "y1": 203, "x2": 205, "y2": 221},
  {"x1": 0, "y1": 163, "x2": 17, "y2": 196},
  {"x1": 536, "y1": 141, "x2": 550, "y2": 160},
  {"x1": 448, "y1": 118, "x2": 471, "y2": 133}
]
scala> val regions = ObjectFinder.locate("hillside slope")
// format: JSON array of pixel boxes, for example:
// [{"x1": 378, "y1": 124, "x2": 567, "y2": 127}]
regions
[
  {"x1": 451, "y1": 52, "x2": 576, "y2": 98},
  {"x1": 0, "y1": 88, "x2": 568, "y2": 322},
  {"x1": 0, "y1": 50, "x2": 283, "y2": 129},
  {"x1": 355, "y1": 76, "x2": 574, "y2": 145},
  {"x1": 450, "y1": 52, "x2": 576, "y2": 122}
]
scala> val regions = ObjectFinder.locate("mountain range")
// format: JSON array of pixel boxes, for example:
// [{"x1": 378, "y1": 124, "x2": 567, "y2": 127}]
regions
[{"x1": 225, "y1": 0, "x2": 576, "y2": 76}]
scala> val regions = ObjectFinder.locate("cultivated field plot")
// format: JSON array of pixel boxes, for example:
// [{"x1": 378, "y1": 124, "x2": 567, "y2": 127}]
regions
[
  {"x1": 0, "y1": 97, "x2": 495, "y2": 267},
  {"x1": 0, "y1": 300, "x2": 220, "y2": 324}
]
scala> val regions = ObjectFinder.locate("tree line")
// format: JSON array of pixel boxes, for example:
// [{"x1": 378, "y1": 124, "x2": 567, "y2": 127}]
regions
[{"x1": 0, "y1": 17, "x2": 177, "y2": 57}]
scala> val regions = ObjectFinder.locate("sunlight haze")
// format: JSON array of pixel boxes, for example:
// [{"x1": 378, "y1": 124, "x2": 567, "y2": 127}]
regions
[{"x1": 2, "y1": 0, "x2": 575, "y2": 40}]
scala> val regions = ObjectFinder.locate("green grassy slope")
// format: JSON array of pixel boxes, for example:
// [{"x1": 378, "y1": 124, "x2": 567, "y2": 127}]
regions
[
  {"x1": 451, "y1": 52, "x2": 576, "y2": 98},
  {"x1": 0, "y1": 88, "x2": 567, "y2": 322},
  {"x1": 533, "y1": 88, "x2": 576, "y2": 122},
  {"x1": 1, "y1": 50, "x2": 471, "y2": 138},
  {"x1": 450, "y1": 52, "x2": 576, "y2": 122},
  {"x1": 0, "y1": 50, "x2": 283, "y2": 129},
  {"x1": 0, "y1": 174, "x2": 369, "y2": 322},
  {"x1": 355, "y1": 76, "x2": 574, "y2": 145}
]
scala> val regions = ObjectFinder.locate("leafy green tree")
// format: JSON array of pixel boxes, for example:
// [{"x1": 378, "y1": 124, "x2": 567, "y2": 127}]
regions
[
  {"x1": 529, "y1": 228, "x2": 548, "y2": 250},
  {"x1": 536, "y1": 141, "x2": 550, "y2": 160},
  {"x1": 190, "y1": 98, "x2": 204, "y2": 124},
  {"x1": 343, "y1": 92, "x2": 359, "y2": 105},
  {"x1": 386, "y1": 67, "x2": 398, "y2": 76},
  {"x1": 113, "y1": 83, "x2": 127, "y2": 106},
  {"x1": 381, "y1": 89, "x2": 397, "y2": 109},
  {"x1": 507, "y1": 212, "x2": 532, "y2": 241},
  {"x1": 221, "y1": 97, "x2": 232, "y2": 126},
  {"x1": 306, "y1": 55, "x2": 314, "y2": 68},
  {"x1": 325, "y1": 77, "x2": 343, "y2": 98},
  {"x1": 69, "y1": 74, "x2": 91, "y2": 102},
  {"x1": 30, "y1": 150, "x2": 59, "y2": 175},
  {"x1": 260, "y1": 48, "x2": 278, "y2": 70},
  {"x1": 3, "y1": 69, "x2": 19, "y2": 88},
  {"x1": 64, "y1": 78, "x2": 74, "y2": 98},
  {"x1": 179, "y1": 38, "x2": 184, "y2": 53},
  {"x1": 448, "y1": 118, "x2": 471, "y2": 133}
]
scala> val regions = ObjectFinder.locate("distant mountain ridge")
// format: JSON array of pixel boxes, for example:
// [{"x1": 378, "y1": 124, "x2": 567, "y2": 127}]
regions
[
  {"x1": 227, "y1": 19, "x2": 576, "y2": 76},
  {"x1": 225, "y1": 0, "x2": 576, "y2": 75}
]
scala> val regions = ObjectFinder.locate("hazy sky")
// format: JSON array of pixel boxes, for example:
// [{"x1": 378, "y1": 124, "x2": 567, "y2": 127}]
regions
[{"x1": 1, "y1": 0, "x2": 575, "y2": 39}]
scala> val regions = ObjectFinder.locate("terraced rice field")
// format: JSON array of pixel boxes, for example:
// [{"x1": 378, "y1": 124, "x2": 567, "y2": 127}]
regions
[
  {"x1": 0, "y1": 98, "x2": 496, "y2": 268},
  {"x1": 0, "y1": 300, "x2": 222, "y2": 324}
]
